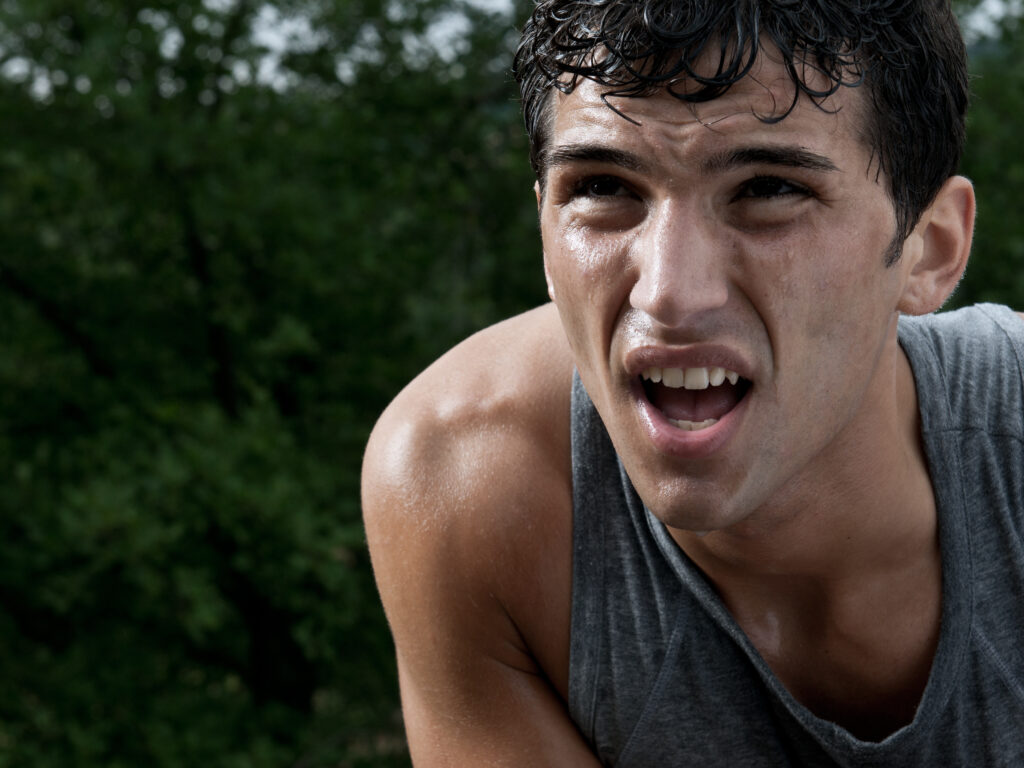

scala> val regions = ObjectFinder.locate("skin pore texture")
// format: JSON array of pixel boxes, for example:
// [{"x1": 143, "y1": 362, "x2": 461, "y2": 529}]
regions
[{"x1": 362, "y1": 46, "x2": 976, "y2": 762}]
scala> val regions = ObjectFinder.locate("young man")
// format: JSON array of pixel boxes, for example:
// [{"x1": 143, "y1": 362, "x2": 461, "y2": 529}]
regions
[{"x1": 363, "y1": 1, "x2": 1024, "y2": 764}]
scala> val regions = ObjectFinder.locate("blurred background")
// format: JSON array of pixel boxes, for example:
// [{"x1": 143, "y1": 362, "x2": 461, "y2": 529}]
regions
[{"x1": 0, "y1": 0, "x2": 1019, "y2": 765}]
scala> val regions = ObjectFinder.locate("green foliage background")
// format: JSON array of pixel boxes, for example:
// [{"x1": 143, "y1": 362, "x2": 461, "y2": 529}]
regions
[{"x1": 0, "y1": 0, "x2": 1019, "y2": 765}]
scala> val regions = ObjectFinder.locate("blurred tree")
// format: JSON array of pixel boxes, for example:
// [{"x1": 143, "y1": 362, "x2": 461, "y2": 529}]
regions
[
  {"x1": 955, "y1": 7, "x2": 1024, "y2": 308},
  {"x1": 0, "y1": 0, "x2": 540, "y2": 765}
]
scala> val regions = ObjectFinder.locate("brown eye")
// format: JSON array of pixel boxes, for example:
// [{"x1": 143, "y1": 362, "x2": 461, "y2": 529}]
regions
[
  {"x1": 737, "y1": 176, "x2": 809, "y2": 200},
  {"x1": 575, "y1": 175, "x2": 631, "y2": 198}
]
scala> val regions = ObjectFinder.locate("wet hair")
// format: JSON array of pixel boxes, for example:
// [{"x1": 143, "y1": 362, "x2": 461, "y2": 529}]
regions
[{"x1": 513, "y1": 0, "x2": 969, "y2": 264}]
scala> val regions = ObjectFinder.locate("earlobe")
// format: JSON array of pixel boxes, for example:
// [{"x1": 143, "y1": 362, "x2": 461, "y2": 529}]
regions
[{"x1": 897, "y1": 175, "x2": 975, "y2": 315}]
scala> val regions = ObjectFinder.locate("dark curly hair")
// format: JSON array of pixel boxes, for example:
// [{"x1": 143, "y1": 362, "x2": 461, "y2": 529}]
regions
[{"x1": 513, "y1": 0, "x2": 969, "y2": 264}]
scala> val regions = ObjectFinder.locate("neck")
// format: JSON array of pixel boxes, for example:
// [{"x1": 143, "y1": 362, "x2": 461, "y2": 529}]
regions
[
  {"x1": 666, "y1": 332, "x2": 943, "y2": 739},
  {"x1": 672, "y1": 328, "x2": 937, "y2": 589}
]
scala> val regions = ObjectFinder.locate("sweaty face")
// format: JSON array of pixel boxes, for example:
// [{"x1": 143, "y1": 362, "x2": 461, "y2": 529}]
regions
[{"x1": 538, "y1": 55, "x2": 921, "y2": 533}]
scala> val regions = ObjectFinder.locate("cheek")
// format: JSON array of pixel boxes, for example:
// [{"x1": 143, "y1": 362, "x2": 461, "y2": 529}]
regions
[
  {"x1": 738, "y1": 242, "x2": 827, "y2": 342},
  {"x1": 743, "y1": 236, "x2": 889, "y2": 386},
  {"x1": 561, "y1": 226, "x2": 603, "y2": 278},
  {"x1": 544, "y1": 220, "x2": 635, "y2": 298},
  {"x1": 767, "y1": 231, "x2": 892, "y2": 338}
]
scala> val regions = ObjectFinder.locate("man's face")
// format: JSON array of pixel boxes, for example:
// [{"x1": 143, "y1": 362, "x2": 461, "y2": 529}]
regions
[{"x1": 538, "y1": 54, "x2": 922, "y2": 533}]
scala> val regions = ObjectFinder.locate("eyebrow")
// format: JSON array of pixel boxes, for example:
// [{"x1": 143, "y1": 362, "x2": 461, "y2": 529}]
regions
[
  {"x1": 539, "y1": 144, "x2": 650, "y2": 178},
  {"x1": 539, "y1": 142, "x2": 839, "y2": 179},
  {"x1": 701, "y1": 146, "x2": 840, "y2": 175}
]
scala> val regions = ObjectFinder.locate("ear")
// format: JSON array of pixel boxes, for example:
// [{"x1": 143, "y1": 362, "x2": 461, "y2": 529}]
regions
[
  {"x1": 897, "y1": 175, "x2": 975, "y2": 315},
  {"x1": 536, "y1": 181, "x2": 557, "y2": 302}
]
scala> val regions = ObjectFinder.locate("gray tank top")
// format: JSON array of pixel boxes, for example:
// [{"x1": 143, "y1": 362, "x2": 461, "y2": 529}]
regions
[{"x1": 568, "y1": 303, "x2": 1024, "y2": 767}]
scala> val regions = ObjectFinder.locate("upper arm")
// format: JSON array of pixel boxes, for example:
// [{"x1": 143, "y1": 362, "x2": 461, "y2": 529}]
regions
[{"x1": 361, "y1": 309, "x2": 595, "y2": 766}]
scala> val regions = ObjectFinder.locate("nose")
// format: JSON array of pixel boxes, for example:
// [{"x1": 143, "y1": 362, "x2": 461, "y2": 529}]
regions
[{"x1": 628, "y1": 199, "x2": 731, "y2": 330}]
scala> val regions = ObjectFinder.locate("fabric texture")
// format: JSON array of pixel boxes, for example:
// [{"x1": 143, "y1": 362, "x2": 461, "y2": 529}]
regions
[{"x1": 567, "y1": 303, "x2": 1024, "y2": 767}]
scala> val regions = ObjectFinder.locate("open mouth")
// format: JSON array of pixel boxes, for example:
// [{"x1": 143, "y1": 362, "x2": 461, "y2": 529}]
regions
[{"x1": 640, "y1": 366, "x2": 752, "y2": 432}]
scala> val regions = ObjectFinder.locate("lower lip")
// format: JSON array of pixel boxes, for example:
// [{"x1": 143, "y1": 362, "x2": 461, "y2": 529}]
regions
[{"x1": 630, "y1": 379, "x2": 751, "y2": 459}]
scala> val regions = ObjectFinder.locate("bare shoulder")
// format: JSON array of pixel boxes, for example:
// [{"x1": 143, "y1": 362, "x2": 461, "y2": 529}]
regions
[
  {"x1": 361, "y1": 303, "x2": 578, "y2": 718},
  {"x1": 364, "y1": 302, "x2": 573, "y2": 492},
  {"x1": 362, "y1": 301, "x2": 574, "y2": 586},
  {"x1": 362, "y1": 302, "x2": 574, "y2": 540}
]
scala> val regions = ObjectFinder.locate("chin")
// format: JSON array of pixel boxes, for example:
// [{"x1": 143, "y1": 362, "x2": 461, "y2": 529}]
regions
[{"x1": 644, "y1": 496, "x2": 745, "y2": 534}]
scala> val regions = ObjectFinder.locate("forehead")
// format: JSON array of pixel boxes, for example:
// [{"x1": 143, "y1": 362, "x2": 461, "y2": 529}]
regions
[{"x1": 545, "y1": 53, "x2": 869, "y2": 170}]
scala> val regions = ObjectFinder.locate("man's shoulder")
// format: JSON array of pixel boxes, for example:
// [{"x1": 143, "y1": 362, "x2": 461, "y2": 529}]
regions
[
  {"x1": 900, "y1": 304, "x2": 1024, "y2": 434},
  {"x1": 363, "y1": 302, "x2": 574, "y2": 512},
  {"x1": 899, "y1": 303, "x2": 1024, "y2": 360},
  {"x1": 905, "y1": 302, "x2": 1024, "y2": 331},
  {"x1": 360, "y1": 302, "x2": 575, "y2": 581},
  {"x1": 361, "y1": 303, "x2": 577, "y2": 692}
]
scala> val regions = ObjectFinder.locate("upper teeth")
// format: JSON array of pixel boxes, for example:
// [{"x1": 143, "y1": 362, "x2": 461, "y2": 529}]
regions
[{"x1": 641, "y1": 366, "x2": 740, "y2": 389}]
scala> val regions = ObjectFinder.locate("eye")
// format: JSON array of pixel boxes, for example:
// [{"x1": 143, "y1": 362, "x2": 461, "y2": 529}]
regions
[
  {"x1": 735, "y1": 175, "x2": 811, "y2": 200},
  {"x1": 572, "y1": 175, "x2": 634, "y2": 199}
]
